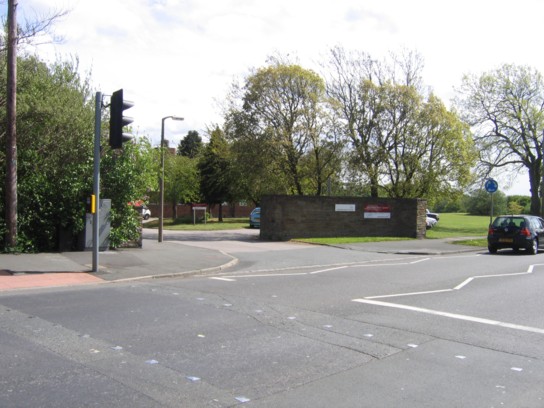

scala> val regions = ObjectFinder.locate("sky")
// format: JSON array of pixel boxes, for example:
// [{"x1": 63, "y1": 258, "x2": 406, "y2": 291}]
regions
[{"x1": 7, "y1": 0, "x2": 544, "y2": 195}]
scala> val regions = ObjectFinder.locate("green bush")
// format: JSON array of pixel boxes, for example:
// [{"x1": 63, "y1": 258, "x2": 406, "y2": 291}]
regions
[{"x1": 464, "y1": 189, "x2": 507, "y2": 216}]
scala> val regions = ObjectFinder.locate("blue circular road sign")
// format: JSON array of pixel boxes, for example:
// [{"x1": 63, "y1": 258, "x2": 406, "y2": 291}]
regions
[{"x1": 485, "y1": 179, "x2": 498, "y2": 193}]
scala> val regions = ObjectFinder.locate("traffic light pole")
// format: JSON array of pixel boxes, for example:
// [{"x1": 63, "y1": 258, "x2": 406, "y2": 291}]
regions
[{"x1": 92, "y1": 92, "x2": 102, "y2": 273}]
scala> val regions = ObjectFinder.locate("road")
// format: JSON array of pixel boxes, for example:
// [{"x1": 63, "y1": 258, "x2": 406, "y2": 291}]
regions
[{"x1": 1, "y1": 230, "x2": 544, "y2": 407}]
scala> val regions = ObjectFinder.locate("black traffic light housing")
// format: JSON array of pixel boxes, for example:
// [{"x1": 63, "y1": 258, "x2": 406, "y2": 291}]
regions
[{"x1": 109, "y1": 89, "x2": 134, "y2": 149}]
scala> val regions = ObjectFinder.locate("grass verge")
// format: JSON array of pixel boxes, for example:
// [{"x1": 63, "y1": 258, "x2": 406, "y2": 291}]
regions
[{"x1": 144, "y1": 217, "x2": 249, "y2": 231}]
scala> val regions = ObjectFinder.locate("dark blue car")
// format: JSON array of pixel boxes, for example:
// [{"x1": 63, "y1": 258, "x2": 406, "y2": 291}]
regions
[{"x1": 487, "y1": 215, "x2": 544, "y2": 254}]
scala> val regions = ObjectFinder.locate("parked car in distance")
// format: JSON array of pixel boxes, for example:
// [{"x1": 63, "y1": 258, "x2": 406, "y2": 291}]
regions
[
  {"x1": 487, "y1": 215, "x2": 544, "y2": 255},
  {"x1": 249, "y1": 207, "x2": 260, "y2": 228},
  {"x1": 141, "y1": 205, "x2": 151, "y2": 220},
  {"x1": 426, "y1": 216, "x2": 437, "y2": 229},
  {"x1": 426, "y1": 209, "x2": 439, "y2": 221}
]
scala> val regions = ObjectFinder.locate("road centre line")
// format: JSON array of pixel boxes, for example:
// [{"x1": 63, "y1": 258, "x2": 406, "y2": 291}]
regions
[
  {"x1": 211, "y1": 255, "x2": 429, "y2": 277},
  {"x1": 210, "y1": 257, "x2": 433, "y2": 281},
  {"x1": 352, "y1": 298, "x2": 544, "y2": 335},
  {"x1": 310, "y1": 266, "x2": 348, "y2": 275},
  {"x1": 213, "y1": 272, "x2": 309, "y2": 280}
]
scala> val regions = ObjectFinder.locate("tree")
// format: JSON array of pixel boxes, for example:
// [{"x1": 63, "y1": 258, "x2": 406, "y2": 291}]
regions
[
  {"x1": 326, "y1": 46, "x2": 476, "y2": 202},
  {"x1": 101, "y1": 137, "x2": 158, "y2": 248},
  {"x1": 2, "y1": 1, "x2": 69, "y2": 250},
  {"x1": 465, "y1": 189, "x2": 507, "y2": 216},
  {"x1": 224, "y1": 98, "x2": 289, "y2": 205},
  {"x1": 164, "y1": 154, "x2": 200, "y2": 218},
  {"x1": 0, "y1": 53, "x2": 157, "y2": 251},
  {"x1": 227, "y1": 57, "x2": 339, "y2": 196},
  {"x1": 177, "y1": 130, "x2": 202, "y2": 158},
  {"x1": 0, "y1": 56, "x2": 94, "y2": 251},
  {"x1": 455, "y1": 64, "x2": 544, "y2": 215},
  {"x1": 325, "y1": 47, "x2": 401, "y2": 197},
  {"x1": 198, "y1": 127, "x2": 235, "y2": 221},
  {"x1": 381, "y1": 90, "x2": 475, "y2": 202}
]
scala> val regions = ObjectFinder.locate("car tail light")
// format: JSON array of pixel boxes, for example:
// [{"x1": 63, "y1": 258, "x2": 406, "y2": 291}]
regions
[
  {"x1": 520, "y1": 227, "x2": 531, "y2": 237},
  {"x1": 488, "y1": 227, "x2": 495, "y2": 235}
]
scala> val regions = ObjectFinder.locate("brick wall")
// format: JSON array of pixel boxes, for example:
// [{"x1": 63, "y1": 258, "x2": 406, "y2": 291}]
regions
[{"x1": 260, "y1": 195, "x2": 427, "y2": 241}]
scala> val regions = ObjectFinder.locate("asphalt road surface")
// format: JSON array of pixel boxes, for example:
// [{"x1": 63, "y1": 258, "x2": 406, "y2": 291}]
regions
[{"x1": 1, "y1": 231, "x2": 543, "y2": 407}]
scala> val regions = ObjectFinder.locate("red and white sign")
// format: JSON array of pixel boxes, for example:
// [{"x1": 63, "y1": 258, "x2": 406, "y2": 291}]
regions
[{"x1": 364, "y1": 204, "x2": 391, "y2": 219}]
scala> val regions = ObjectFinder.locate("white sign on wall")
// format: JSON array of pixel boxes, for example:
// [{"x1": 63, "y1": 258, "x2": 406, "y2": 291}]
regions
[
  {"x1": 364, "y1": 204, "x2": 391, "y2": 219},
  {"x1": 335, "y1": 204, "x2": 356, "y2": 212}
]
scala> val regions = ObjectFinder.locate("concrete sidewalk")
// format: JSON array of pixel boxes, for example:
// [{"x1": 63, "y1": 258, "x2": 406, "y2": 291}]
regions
[
  {"x1": 0, "y1": 238, "x2": 237, "y2": 292},
  {"x1": 0, "y1": 234, "x2": 484, "y2": 292}
]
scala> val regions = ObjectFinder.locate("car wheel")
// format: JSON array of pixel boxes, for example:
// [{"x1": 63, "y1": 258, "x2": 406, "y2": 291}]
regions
[
  {"x1": 488, "y1": 246, "x2": 497, "y2": 254},
  {"x1": 528, "y1": 239, "x2": 538, "y2": 255}
]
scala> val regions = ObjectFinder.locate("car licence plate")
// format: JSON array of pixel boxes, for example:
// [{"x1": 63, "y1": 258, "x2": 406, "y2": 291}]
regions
[{"x1": 499, "y1": 238, "x2": 513, "y2": 243}]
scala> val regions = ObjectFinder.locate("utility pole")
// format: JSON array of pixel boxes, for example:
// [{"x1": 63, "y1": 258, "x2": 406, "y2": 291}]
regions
[{"x1": 5, "y1": 0, "x2": 18, "y2": 249}]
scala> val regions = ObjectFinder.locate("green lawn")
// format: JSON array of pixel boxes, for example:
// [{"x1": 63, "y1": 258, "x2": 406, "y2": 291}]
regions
[
  {"x1": 144, "y1": 217, "x2": 249, "y2": 231},
  {"x1": 425, "y1": 213, "x2": 489, "y2": 247},
  {"x1": 426, "y1": 213, "x2": 489, "y2": 239},
  {"x1": 298, "y1": 213, "x2": 490, "y2": 246}
]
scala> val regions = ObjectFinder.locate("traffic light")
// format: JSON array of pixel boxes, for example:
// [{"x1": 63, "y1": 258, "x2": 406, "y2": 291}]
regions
[{"x1": 109, "y1": 89, "x2": 134, "y2": 149}]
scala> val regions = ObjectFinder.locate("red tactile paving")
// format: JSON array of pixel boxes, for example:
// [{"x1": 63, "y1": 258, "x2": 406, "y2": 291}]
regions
[{"x1": 0, "y1": 272, "x2": 103, "y2": 291}]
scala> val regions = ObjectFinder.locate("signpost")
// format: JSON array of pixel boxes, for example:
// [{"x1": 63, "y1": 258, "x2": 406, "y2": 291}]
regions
[
  {"x1": 485, "y1": 178, "x2": 499, "y2": 225},
  {"x1": 192, "y1": 204, "x2": 207, "y2": 225}
]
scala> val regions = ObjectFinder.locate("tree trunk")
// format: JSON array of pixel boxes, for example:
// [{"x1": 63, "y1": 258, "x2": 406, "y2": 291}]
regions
[
  {"x1": 172, "y1": 203, "x2": 177, "y2": 220},
  {"x1": 528, "y1": 165, "x2": 541, "y2": 216}
]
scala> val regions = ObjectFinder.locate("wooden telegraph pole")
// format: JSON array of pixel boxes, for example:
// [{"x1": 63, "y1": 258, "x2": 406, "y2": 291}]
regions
[{"x1": 5, "y1": 0, "x2": 18, "y2": 249}]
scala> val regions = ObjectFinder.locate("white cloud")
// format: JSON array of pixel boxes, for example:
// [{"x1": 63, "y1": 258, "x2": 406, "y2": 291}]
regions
[{"x1": 8, "y1": 0, "x2": 544, "y2": 195}]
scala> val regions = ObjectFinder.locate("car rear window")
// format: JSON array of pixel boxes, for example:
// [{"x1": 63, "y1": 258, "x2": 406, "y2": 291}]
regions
[{"x1": 492, "y1": 217, "x2": 526, "y2": 228}]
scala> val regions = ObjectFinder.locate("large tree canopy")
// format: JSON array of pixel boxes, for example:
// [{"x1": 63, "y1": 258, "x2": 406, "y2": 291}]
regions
[
  {"x1": 0, "y1": 56, "x2": 95, "y2": 251},
  {"x1": 0, "y1": 54, "x2": 157, "y2": 251},
  {"x1": 455, "y1": 64, "x2": 544, "y2": 215},
  {"x1": 226, "y1": 58, "x2": 342, "y2": 197},
  {"x1": 326, "y1": 47, "x2": 476, "y2": 203},
  {"x1": 164, "y1": 153, "x2": 200, "y2": 218},
  {"x1": 198, "y1": 127, "x2": 236, "y2": 221},
  {"x1": 177, "y1": 130, "x2": 202, "y2": 159}
]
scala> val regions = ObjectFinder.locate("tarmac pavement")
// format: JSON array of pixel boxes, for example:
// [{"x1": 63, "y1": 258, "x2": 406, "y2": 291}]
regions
[{"x1": 0, "y1": 230, "x2": 484, "y2": 292}]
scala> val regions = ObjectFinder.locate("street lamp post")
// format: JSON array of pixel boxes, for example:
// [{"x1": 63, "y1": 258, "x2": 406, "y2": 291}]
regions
[{"x1": 159, "y1": 115, "x2": 184, "y2": 243}]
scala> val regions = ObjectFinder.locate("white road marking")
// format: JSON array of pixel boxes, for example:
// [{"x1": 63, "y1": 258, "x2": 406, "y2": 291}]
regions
[
  {"x1": 352, "y1": 298, "x2": 544, "y2": 335},
  {"x1": 354, "y1": 263, "x2": 544, "y2": 334},
  {"x1": 367, "y1": 288, "x2": 454, "y2": 300},
  {"x1": 209, "y1": 256, "x2": 434, "y2": 281},
  {"x1": 365, "y1": 263, "x2": 544, "y2": 299},
  {"x1": 310, "y1": 266, "x2": 348, "y2": 275},
  {"x1": 218, "y1": 272, "x2": 309, "y2": 280},
  {"x1": 454, "y1": 266, "x2": 540, "y2": 290}
]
